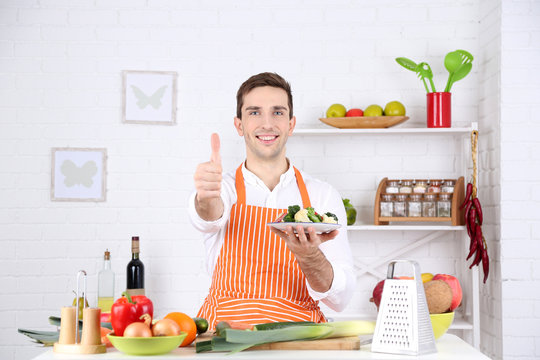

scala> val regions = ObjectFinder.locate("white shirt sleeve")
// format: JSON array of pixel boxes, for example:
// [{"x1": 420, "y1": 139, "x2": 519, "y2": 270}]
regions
[
  {"x1": 302, "y1": 181, "x2": 356, "y2": 312},
  {"x1": 188, "y1": 171, "x2": 237, "y2": 273}
]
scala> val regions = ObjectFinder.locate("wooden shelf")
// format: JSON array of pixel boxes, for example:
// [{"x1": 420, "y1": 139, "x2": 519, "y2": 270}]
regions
[
  {"x1": 347, "y1": 225, "x2": 466, "y2": 231},
  {"x1": 294, "y1": 123, "x2": 477, "y2": 135}
]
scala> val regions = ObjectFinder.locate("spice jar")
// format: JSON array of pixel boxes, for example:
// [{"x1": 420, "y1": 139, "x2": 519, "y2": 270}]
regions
[
  {"x1": 442, "y1": 179, "x2": 456, "y2": 193},
  {"x1": 422, "y1": 193, "x2": 437, "y2": 217},
  {"x1": 394, "y1": 194, "x2": 408, "y2": 217},
  {"x1": 437, "y1": 193, "x2": 452, "y2": 217},
  {"x1": 428, "y1": 179, "x2": 442, "y2": 193},
  {"x1": 413, "y1": 179, "x2": 428, "y2": 194},
  {"x1": 380, "y1": 194, "x2": 394, "y2": 217},
  {"x1": 408, "y1": 194, "x2": 422, "y2": 217},
  {"x1": 399, "y1": 180, "x2": 413, "y2": 194},
  {"x1": 385, "y1": 180, "x2": 400, "y2": 194}
]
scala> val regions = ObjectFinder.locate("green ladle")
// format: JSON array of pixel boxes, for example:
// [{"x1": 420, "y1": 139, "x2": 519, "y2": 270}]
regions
[
  {"x1": 444, "y1": 50, "x2": 473, "y2": 92},
  {"x1": 416, "y1": 62, "x2": 436, "y2": 93},
  {"x1": 447, "y1": 62, "x2": 472, "y2": 92}
]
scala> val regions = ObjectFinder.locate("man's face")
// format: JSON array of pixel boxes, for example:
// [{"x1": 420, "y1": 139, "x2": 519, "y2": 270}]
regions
[{"x1": 234, "y1": 86, "x2": 296, "y2": 163}]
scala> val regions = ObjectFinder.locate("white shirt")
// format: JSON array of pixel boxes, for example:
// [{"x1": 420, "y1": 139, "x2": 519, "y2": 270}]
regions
[{"x1": 189, "y1": 162, "x2": 355, "y2": 312}]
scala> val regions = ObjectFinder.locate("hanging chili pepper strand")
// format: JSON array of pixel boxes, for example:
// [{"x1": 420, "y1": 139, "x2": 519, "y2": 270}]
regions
[{"x1": 461, "y1": 130, "x2": 489, "y2": 283}]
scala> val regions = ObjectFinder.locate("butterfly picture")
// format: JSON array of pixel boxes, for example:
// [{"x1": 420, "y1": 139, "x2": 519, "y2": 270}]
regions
[
  {"x1": 51, "y1": 148, "x2": 107, "y2": 202},
  {"x1": 131, "y1": 85, "x2": 167, "y2": 110},
  {"x1": 60, "y1": 160, "x2": 97, "y2": 188},
  {"x1": 123, "y1": 70, "x2": 178, "y2": 125}
]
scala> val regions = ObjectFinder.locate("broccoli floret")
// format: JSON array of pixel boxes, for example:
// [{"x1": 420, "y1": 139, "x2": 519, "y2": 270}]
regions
[
  {"x1": 282, "y1": 205, "x2": 301, "y2": 222},
  {"x1": 283, "y1": 213, "x2": 295, "y2": 222},
  {"x1": 324, "y1": 212, "x2": 338, "y2": 222},
  {"x1": 306, "y1": 207, "x2": 322, "y2": 223}
]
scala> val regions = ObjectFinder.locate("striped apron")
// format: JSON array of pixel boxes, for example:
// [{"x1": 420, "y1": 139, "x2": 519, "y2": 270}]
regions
[{"x1": 197, "y1": 165, "x2": 326, "y2": 330}]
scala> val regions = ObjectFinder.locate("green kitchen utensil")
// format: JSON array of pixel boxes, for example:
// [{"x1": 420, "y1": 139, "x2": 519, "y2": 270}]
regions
[
  {"x1": 396, "y1": 57, "x2": 435, "y2": 93},
  {"x1": 444, "y1": 50, "x2": 473, "y2": 92},
  {"x1": 416, "y1": 62, "x2": 436, "y2": 93},
  {"x1": 447, "y1": 62, "x2": 472, "y2": 92},
  {"x1": 395, "y1": 57, "x2": 418, "y2": 72}
]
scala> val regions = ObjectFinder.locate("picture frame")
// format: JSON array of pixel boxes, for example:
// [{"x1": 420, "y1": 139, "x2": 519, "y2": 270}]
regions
[
  {"x1": 122, "y1": 70, "x2": 178, "y2": 125},
  {"x1": 51, "y1": 147, "x2": 107, "y2": 202}
]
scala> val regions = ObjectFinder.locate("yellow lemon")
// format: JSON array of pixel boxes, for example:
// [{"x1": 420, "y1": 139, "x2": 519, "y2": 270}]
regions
[
  {"x1": 364, "y1": 104, "x2": 383, "y2": 117},
  {"x1": 384, "y1": 101, "x2": 406, "y2": 116},
  {"x1": 421, "y1": 273, "x2": 434, "y2": 283}
]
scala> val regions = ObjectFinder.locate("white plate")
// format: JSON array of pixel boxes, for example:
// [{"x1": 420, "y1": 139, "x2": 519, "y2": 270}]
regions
[{"x1": 267, "y1": 222, "x2": 341, "y2": 234}]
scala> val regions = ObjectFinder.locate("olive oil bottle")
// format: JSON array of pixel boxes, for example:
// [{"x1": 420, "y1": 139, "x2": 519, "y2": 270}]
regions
[{"x1": 97, "y1": 249, "x2": 115, "y2": 312}]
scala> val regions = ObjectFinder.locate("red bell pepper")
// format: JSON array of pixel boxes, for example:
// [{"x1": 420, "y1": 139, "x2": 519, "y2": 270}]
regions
[{"x1": 110, "y1": 292, "x2": 153, "y2": 336}]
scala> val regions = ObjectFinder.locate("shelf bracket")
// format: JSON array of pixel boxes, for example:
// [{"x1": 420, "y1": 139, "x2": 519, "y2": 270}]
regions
[{"x1": 353, "y1": 231, "x2": 449, "y2": 279}]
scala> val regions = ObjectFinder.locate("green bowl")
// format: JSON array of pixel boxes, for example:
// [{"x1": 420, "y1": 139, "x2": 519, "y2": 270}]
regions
[
  {"x1": 108, "y1": 333, "x2": 186, "y2": 355},
  {"x1": 429, "y1": 312, "x2": 454, "y2": 340}
]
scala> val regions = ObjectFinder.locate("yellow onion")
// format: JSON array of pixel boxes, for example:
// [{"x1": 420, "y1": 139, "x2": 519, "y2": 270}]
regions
[
  {"x1": 152, "y1": 318, "x2": 182, "y2": 336},
  {"x1": 123, "y1": 314, "x2": 152, "y2": 338}
]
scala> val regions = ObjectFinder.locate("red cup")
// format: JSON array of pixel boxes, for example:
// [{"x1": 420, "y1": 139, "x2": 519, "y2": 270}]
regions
[{"x1": 427, "y1": 92, "x2": 451, "y2": 128}]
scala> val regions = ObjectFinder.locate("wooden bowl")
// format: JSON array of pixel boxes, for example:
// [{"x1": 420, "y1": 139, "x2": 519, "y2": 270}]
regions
[{"x1": 319, "y1": 116, "x2": 409, "y2": 129}]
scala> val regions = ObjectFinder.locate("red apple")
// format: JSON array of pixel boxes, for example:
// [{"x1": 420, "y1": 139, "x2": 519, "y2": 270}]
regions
[
  {"x1": 432, "y1": 274, "x2": 462, "y2": 311},
  {"x1": 346, "y1": 108, "x2": 364, "y2": 117},
  {"x1": 370, "y1": 279, "x2": 385, "y2": 310}
]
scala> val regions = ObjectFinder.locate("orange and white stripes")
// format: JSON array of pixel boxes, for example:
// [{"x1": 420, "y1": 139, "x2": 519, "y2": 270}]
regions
[{"x1": 197, "y1": 165, "x2": 326, "y2": 330}]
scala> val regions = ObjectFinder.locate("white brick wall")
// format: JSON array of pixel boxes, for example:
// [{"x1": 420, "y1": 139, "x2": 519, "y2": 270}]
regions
[
  {"x1": 1, "y1": 1, "x2": 537, "y2": 359},
  {"x1": 499, "y1": 1, "x2": 540, "y2": 360}
]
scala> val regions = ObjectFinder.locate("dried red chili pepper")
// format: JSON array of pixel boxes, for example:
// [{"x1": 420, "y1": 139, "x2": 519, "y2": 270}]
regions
[
  {"x1": 468, "y1": 207, "x2": 477, "y2": 241},
  {"x1": 469, "y1": 231, "x2": 483, "y2": 268},
  {"x1": 460, "y1": 182, "x2": 473, "y2": 209},
  {"x1": 473, "y1": 197, "x2": 483, "y2": 226},
  {"x1": 481, "y1": 244, "x2": 489, "y2": 283},
  {"x1": 465, "y1": 201, "x2": 473, "y2": 237},
  {"x1": 466, "y1": 233, "x2": 478, "y2": 260}
]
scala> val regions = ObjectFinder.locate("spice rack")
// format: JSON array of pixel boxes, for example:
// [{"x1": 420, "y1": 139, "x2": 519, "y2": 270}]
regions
[{"x1": 374, "y1": 177, "x2": 465, "y2": 226}]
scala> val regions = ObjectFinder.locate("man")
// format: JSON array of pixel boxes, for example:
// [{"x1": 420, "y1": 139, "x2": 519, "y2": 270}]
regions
[{"x1": 189, "y1": 72, "x2": 355, "y2": 329}]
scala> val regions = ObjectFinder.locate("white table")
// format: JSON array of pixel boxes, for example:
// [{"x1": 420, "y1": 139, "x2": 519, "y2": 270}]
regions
[{"x1": 32, "y1": 334, "x2": 490, "y2": 359}]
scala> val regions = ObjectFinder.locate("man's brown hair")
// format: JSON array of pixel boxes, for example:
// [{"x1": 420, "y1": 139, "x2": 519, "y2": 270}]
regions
[{"x1": 236, "y1": 72, "x2": 293, "y2": 119}]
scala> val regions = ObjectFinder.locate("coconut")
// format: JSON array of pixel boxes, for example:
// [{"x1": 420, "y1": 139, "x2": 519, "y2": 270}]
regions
[{"x1": 424, "y1": 279, "x2": 453, "y2": 314}]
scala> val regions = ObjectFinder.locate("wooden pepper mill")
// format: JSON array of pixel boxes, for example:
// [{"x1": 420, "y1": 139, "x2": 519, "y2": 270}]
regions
[{"x1": 53, "y1": 270, "x2": 106, "y2": 354}]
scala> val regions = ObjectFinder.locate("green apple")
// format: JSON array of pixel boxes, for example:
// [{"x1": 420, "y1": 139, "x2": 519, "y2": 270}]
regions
[
  {"x1": 384, "y1": 101, "x2": 406, "y2": 116},
  {"x1": 326, "y1": 103, "x2": 347, "y2": 118},
  {"x1": 364, "y1": 104, "x2": 383, "y2": 117}
]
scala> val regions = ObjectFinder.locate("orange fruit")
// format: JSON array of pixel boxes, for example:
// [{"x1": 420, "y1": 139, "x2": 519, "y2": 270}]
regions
[
  {"x1": 100, "y1": 327, "x2": 112, "y2": 348},
  {"x1": 164, "y1": 312, "x2": 197, "y2": 347}
]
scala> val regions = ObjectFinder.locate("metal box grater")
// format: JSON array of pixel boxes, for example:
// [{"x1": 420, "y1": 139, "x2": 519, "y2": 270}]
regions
[{"x1": 371, "y1": 260, "x2": 437, "y2": 356}]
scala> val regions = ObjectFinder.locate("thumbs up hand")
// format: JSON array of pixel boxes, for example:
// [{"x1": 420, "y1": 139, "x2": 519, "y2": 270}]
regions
[
  {"x1": 210, "y1": 132, "x2": 221, "y2": 165},
  {"x1": 194, "y1": 133, "x2": 224, "y2": 220}
]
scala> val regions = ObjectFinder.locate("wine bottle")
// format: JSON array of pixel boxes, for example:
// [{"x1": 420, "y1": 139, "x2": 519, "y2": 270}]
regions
[
  {"x1": 97, "y1": 249, "x2": 115, "y2": 312},
  {"x1": 126, "y1": 236, "x2": 145, "y2": 296}
]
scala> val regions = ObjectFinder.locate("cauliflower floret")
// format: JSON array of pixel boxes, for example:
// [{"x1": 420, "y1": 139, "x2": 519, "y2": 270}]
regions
[
  {"x1": 322, "y1": 214, "x2": 338, "y2": 224},
  {"x1": 294, "y1": 208, "x2": 311, "y2": 222}
]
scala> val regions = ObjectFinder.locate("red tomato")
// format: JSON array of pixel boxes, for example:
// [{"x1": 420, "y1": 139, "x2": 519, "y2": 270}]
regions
[{"x1": 346, "y1": 108, "x2": 364, "y2": 117}]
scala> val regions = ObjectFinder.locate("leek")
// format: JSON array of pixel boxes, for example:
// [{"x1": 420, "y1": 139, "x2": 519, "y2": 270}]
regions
[
  {"x1": 196, "y1": 320, "x2": 376, "y2": 354},
  {"x1": 225, "y1": 325, "x2": 332, "y2": 344},
  {"x1": 253, "y1": 321, "x2": 316, "y2": 331},
  {"x1": 323, "y1": 320, "x2": 376, "y2": 338},
  {"x1": 17, "y1": 329, "x2": 59, "y2": 346}
]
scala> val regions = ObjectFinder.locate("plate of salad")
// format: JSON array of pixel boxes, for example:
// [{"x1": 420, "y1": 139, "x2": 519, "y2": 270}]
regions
[{"x1": 267, "y1": 205, "x2": 341, "y2": 234}]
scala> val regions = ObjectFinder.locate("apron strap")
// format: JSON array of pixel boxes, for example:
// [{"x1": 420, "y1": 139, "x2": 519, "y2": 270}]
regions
[
  {"x1": 293, "y1": 167, "x2": 311, "y2": 208},
  {"x1": 234, "y1": 164, "x2": 311, "y2": 208},
  {"x1": 235, "y1": 165, "x2": 246, "y2": 205}
]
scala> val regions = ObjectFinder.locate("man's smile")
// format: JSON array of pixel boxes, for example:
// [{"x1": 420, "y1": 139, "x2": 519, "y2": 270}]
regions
[{"x1": 256, "y1": 135, "x2": 279, "y2": 144}]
